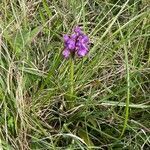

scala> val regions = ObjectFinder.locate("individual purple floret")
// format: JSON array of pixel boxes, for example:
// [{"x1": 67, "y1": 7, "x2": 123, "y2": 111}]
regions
[
  {"x1": 74, "y1": 26, "x2": 82, "y2": 35},
  {"x1": 62, "y1": 48, "x2": 70, "y2": 58},
  {"x1": 62, "y1": 26, "x2": 89, "y2": 58}
]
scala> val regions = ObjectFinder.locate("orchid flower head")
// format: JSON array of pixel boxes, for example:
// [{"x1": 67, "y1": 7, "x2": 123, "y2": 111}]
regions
[{"x1": 62, "y1": 26, "x2": 89, "y2": 58}]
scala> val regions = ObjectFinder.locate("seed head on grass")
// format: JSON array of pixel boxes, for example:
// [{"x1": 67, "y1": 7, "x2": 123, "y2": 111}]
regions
[{"x1": 62, "y1": 26, "x2": 89, "y2": 58}]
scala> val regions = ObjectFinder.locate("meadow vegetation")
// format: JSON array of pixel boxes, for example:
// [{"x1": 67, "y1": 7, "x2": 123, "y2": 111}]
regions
[{"x1": 0, "y1": 0, "x2": 150, "y2": 149}]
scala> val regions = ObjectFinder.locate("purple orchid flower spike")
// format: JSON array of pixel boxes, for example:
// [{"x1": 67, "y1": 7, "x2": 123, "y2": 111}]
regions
[{"x1": 62, "y1": 26, "x2": 90, "y2": 58}]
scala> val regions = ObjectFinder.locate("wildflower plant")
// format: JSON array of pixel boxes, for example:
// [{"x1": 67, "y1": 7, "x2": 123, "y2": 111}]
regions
[{"x1": 62, "y1": 26, "x2": 89, "y2": 106}]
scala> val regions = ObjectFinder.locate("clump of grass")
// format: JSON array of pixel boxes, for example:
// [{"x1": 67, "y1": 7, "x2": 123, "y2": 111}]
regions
[{"x1": 0, "y1": 0, "x2": 150, "y2": 149}]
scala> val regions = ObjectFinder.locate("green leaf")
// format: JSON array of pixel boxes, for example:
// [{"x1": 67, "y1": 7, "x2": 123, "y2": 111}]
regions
[
  {"x1": 78, "y1": 129, "x2": 94, "y2": 148},
  {"x1": 42, "y1": 0, "x2": 52, "y2": 17},
  {"x1": 4, "y1": 27, "x2": 40, "y2": 54}
]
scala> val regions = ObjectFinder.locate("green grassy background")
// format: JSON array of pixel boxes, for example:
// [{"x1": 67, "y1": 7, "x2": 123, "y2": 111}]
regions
[{"x1": 0, "y1": 0, "x2": 150, "y2": 149}]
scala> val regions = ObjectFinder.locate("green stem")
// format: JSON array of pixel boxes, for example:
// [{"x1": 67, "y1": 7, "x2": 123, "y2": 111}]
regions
[
  {"x1": 117, "y1": 21, "x2": 130, "y2": 138},
  {"x1": 70, "y1": 57, "x2": 74, "y2": 98},
  {"x1": 120, "y1": 49, "x2": 130, "y2": 138},
  {"x1": 118, "y1": 20, "x2": 130, "y2": 138}
]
